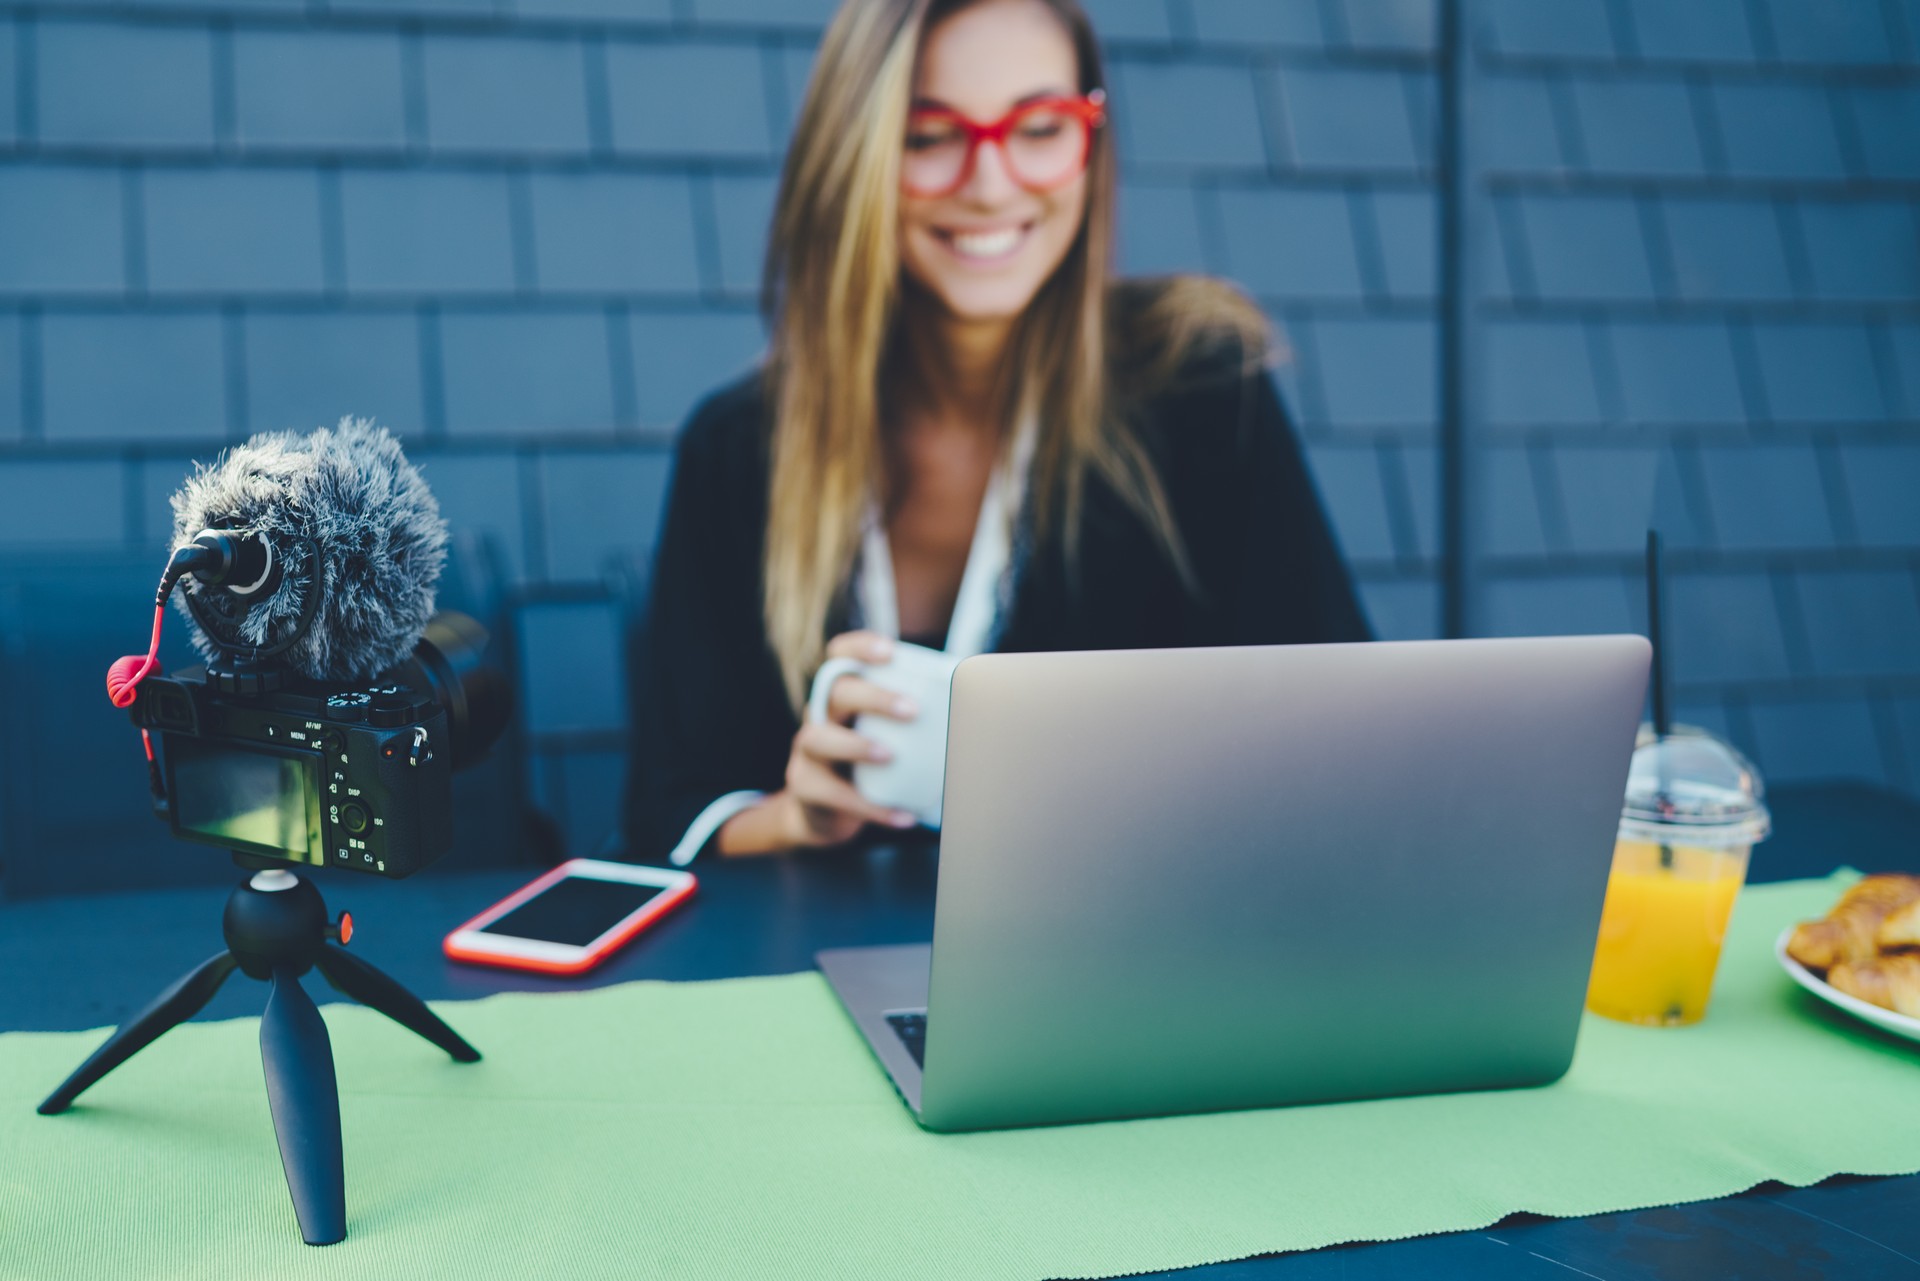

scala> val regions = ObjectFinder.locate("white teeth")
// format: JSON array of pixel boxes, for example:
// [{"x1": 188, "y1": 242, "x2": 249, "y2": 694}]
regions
[{"x1": 950, "y1": 228, "x2": 1022, "y2": 258}]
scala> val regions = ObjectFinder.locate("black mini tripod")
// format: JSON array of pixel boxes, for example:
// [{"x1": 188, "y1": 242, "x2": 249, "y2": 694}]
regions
[{"x1": 37, "y1": 865, "x2": 480, "y2": 1246}]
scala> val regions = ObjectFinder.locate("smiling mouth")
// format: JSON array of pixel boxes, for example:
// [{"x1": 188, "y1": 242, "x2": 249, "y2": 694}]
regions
[{"x1": 934, "y1": 222, "x2": 1033, "y2": 263}]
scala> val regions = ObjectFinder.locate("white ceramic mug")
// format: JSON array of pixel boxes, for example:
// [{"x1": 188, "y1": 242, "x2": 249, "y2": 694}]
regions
[{"x1": 807, "y1": 641, "x2": 961, "y2": 829}]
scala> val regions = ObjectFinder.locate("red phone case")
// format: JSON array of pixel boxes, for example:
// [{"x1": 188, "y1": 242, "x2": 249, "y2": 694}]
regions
[{"x1": 443, "y1": 860, "x2": 697, "y2": 975}]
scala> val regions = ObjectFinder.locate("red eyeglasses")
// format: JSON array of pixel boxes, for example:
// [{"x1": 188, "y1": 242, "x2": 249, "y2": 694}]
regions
[{"x1": 901, "y1": 90, "x2": 1106, "y2": 198}]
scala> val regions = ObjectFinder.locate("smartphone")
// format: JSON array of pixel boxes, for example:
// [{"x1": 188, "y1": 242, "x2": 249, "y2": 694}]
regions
[{"x1": 444, "y1": 858, "x2": 696, "y2": 975}]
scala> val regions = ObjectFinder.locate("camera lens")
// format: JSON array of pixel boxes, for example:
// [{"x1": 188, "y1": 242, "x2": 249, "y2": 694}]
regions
[{"x1": 396, "y1": 612, "x2": 512, "y2": 771}]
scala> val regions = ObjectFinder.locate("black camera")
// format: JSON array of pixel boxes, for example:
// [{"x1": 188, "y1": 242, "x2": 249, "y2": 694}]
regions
[{"x1": 129, "y1": 611, "x2": 509, "y2": 879}]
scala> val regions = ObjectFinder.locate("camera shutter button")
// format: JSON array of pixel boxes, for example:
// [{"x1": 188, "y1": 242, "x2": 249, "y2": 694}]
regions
[{"x1": 367, "y1": 696, "x2": 414, "y2": 728}]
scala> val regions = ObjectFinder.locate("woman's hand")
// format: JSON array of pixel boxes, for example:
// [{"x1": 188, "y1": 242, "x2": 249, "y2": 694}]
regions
[{"x1": 717, "y1": 631, "x2": 920, "y2": 855}]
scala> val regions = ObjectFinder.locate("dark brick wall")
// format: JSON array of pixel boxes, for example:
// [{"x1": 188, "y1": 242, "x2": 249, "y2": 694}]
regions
[
  {"x1": 0, "y1": 0, "x2": 1915, "y2": 862},
  {"x1": 1462, "y1": 0, "x2": 1920, "y2": 802}
]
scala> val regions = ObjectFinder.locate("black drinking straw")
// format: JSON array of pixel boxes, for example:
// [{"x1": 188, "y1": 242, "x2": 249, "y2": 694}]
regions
[
  {"x1": 1646, "y1": 529, "x2": 1673, "y2": 870},
  {"x1": 1646, "y1": 529, "x2": 1670, "y2": 738}
]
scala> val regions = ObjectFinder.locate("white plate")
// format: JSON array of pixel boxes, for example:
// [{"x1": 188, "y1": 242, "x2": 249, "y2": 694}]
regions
[{"x1": 1775, "y1": 926, "x2": 1920, "y2": 1044}]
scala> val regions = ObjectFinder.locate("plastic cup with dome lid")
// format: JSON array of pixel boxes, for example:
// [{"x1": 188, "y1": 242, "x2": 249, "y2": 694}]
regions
[{"x1": 1585, "y1": 725, "x2": 1771, "y2": 1027}]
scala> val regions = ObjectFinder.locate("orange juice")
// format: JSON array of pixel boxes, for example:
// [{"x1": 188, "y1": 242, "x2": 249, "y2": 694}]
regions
[{"x1": 1585, "y1": 839, "x2": 1748, "y2": 1026}]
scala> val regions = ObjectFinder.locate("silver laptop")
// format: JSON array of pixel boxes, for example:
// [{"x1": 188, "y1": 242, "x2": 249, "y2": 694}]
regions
[{"x1": 818, "y1": 636, "x2": 1650, "y2": 1133}]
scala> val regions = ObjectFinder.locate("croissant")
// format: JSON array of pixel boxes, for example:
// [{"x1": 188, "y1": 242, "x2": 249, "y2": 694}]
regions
[
  {"x1": 1827, "y1": 953, "x2": 1920, "y2": 1019},
  {"x1": 1877, "y1": 898, "x2": 1920, "y2": 950},
  {"x1": 1786, "y1": 875, "x2": 1920, "y2": 971}
]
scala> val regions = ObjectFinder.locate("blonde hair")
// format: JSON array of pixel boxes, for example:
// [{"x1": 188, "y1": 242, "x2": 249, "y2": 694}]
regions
[{"x1": 761, "y1": 0, "x2": 1268, "y2": 709}]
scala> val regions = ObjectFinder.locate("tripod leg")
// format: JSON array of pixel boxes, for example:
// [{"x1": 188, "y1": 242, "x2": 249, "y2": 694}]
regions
[
  {"x1": 313, "y1": 945, "x2": 481, "y2": 1063},
  {"x1": 38, "y1": 952, "x2": 241, "y2": 1115},
  {"x1": 261, "y1": 966, "x2": 346, "y2": 1247}
]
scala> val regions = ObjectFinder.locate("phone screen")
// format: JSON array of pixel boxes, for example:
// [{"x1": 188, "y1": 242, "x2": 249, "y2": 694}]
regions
[{"x1": 477, "y1": 876, "x2": 666, "y2": 947}]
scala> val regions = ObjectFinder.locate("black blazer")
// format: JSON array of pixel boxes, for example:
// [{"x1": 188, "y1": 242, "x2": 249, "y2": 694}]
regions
[{"x1": 623, "y1": 355, "x2": 1371, "y2": 861}]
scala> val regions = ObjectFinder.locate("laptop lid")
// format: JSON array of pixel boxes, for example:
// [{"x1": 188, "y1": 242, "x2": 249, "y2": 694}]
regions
[{"x1": 916, "y1": 636, "x2": 1650, "y2": 1132}]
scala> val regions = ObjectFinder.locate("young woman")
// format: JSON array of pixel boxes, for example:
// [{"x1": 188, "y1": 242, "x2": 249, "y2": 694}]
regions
[{"x1": 625, "y1": 0, "x2": 1369, "y2": 862}]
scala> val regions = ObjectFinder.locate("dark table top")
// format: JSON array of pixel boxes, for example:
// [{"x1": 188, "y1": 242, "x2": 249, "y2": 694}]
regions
[{"x1": 4, "y1": 782, "x2": 1917, "y2": 1279}]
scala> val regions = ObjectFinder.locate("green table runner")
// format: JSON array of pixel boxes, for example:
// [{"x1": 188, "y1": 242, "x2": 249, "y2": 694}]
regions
[{"x1": 3, "y1": 874, "x2": 1916, "y2": 1281}]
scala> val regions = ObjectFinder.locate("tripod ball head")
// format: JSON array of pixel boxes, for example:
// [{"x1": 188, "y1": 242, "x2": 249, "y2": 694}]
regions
[{"x1": 223, "y1": 871, "x2": 331, "y2": 981}]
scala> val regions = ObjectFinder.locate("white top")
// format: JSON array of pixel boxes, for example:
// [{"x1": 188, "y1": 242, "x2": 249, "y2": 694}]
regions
[
  {"x1": 664, "y1": 420, "x2": 1036, "y2": 866},
  {"x1": 854, "y1": 417, "x2": 1034, "y2": 659}
]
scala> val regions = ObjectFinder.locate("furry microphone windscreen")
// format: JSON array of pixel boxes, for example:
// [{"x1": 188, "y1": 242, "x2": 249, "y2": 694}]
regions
[{"x1": 169, "y1": 418, "x2": 449, "y2": 682}]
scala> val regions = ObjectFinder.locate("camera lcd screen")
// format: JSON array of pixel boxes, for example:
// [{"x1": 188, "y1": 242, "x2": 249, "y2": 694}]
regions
[
  {"x1": 169, "y1": 737, "x2": 322, "y2": 861},
  {"x1": 479, "y1": 876, "x2": 665, "y2": 947}
]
